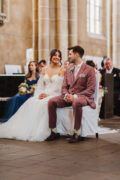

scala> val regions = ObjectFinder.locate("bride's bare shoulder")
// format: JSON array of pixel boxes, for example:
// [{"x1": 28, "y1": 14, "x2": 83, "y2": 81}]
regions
[
  {"x1": 59, "y1": 66, "x2": 66, "y2": 76},
  {"x1": 40, "y1": 67, "x2": 48, "y2": 75}
]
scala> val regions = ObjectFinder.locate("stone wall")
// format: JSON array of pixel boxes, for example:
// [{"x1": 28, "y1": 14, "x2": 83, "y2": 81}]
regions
[
  {"x1": 77, "y1": 0, "x2": 107, "y2": 58},
  {"x1": 116, "y1": 0, "x2": 120, "y2": 67},
  {"x1": 33, "y1": 0, "x2": 108, "y2": 64},
  {"x1": 0, "y1": 0, "x2": 32, "y2": 74},
  {"x1": 0, "y1": 0, "x2": 120, "y2": 74}
]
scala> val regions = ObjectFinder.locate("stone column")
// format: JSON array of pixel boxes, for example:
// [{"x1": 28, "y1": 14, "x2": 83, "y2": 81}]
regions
[
  {"x1": 68, "y1": 0, "x2": 78, "y2": 47},
  {"x1": 32, "y1": 0, "x2": 78, "y2": 62},
  {"x1": 32, "y1": 0, "x2": 38, "y2": 61},
  {"x1": 112, "y1": 0, "x2": 117, "y2": 66},
  {"x1": 55, "y1": 0, "x2": 68, "y2": 61},
  {"x1": 116, "y1": 0, "x2": 120, "y2": 68},
  {"x1": 49, "y1": 0, "x2": 56, "y2": 51},
  {"x1": 106, "y1": 0, "x2": 111, "y2": 59},
  {"x1": 38, "y1": 0, "x2": 50, "y2": 60}
]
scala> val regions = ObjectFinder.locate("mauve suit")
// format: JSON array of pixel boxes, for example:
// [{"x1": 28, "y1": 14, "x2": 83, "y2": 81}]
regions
[{"x1": 48, "y1": 63, "x2": 96, "y2": 130}]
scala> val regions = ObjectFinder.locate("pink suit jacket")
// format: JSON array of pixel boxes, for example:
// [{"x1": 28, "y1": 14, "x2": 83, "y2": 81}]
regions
[{"x1": 62, "y1": 63, "x2": 96, "y2": 109}]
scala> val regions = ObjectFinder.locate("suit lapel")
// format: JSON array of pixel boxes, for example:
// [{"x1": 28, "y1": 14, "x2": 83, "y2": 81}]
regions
[
  {"x1": 69, "y1": 65, "x2": 75, "y2": 85},
  {"x1": 112, "y1": 68, "x2": 115, "y2": 74}
]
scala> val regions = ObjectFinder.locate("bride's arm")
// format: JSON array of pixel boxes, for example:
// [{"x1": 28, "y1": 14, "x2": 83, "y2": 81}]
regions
[
  {"x1": 34, "y1": 75, "x2": 45, "y2": 98},
  {"x1": 34, "y1": 68, "x2": 46, "y2": 98}
]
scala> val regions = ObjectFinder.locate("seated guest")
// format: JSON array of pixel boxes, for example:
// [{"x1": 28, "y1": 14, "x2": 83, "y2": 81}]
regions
[
  {"x1": 46, "y1": 45, "x2": 96, "y2": 143},
  {"x1": 0, "y1": 49, "x2": 65, "y2": 142},
  {"x1": 86, "y1": 60, "x2": 101, "y2": 83},
  {"x1": 0, "y1": 61, "x2": 39, "y2": 122},
  {"x1": 100, "y1": 58, "x2": 120, "y2": 116},
  {"x1": 86, "y1": 60, "x2": 95, "y2": 67},
  {"x1": 37, "y1": 59, "x2": 47, "y2": 74},
  {"x1": 98, "y1": 58, "x2": 106, "y2": 73},
  {"x1": 86, "y1": 60, "x2": 103, "y2": 115}
]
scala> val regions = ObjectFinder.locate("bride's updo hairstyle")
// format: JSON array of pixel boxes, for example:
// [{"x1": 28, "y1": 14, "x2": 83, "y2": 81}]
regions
[{"x1": 50, "y1": 49, "x2": 62, "y2": 64}]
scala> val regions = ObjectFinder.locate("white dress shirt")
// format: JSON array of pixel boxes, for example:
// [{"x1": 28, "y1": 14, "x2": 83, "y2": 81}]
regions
[
  {"x1": 106, "y1": 68, "x2": 113, "y2": 74},
  {"x1": 74, "y1": 62, "x2": 83, "y2": 78},
  {"x1": 64, "y1": 62, "x2": 83, "y2": 100},
  {"x1": 73, "y1": 62, "x2": 83, "y2": 98}
]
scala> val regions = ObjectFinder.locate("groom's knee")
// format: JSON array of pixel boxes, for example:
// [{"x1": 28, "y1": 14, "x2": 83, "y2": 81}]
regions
[
  {"x1": 72, "y1": 97, "x2": 87, "y2": 109},
  {"x1": 72, "y1": 99, "x2": 80, "y2": 109},
  {"x1": 48, "y1": 98, "x2": 57, "y2": 108}
]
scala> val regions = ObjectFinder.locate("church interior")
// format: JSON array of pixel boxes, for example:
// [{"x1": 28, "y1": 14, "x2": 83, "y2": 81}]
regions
[
  {"x1": 0, "y1": 0, "x2": 120, "y2": 72},
  {"x1": 0, "y1": 0, "x2": 120, "y2": 180}
]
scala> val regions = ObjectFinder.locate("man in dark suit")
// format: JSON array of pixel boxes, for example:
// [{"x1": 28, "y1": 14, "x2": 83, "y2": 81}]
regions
[
  {"x1": 46, "y1": 45, "x2": 96, "y2": 143},
  {"x1": 100, "y1": 58, "x2": 120, "y2": 116}
]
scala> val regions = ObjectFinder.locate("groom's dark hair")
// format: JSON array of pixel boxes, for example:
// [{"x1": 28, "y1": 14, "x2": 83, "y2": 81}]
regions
[{"x1": 68, "y1": 45, "x2": 84, "y2": 58}]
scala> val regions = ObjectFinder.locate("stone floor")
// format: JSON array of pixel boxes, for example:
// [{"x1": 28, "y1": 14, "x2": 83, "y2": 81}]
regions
[{"x1": 0, "y1": 117, "x2": 120, "y2": 180}]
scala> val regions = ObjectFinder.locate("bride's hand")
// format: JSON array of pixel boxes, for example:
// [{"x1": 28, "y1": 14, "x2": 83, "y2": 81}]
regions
[{"x1": 39, "y1": 93, "x2": 48, "y2": 99}]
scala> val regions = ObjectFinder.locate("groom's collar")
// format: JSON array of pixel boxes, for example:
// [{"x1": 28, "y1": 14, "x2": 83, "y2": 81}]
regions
[{"x1": 74, "y1": 61, "x2": 83, "y2": 68}]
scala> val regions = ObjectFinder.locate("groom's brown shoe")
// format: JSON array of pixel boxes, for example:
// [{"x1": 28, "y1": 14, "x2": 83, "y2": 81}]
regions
[
  {"x1": 68, "y1": 133, "x2": 80, "y2": 143},
  {"x1": 46, "y1": 131, "x2": 60, "y2": 141}
]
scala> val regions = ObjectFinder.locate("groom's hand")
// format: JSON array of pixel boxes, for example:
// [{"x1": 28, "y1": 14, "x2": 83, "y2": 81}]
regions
[
  {"x1": 39, "y1": 93, "x2": 47, "y2": 99},
  {"x1": 66, "y1": 94, "x2": 74, "y2": 102}
]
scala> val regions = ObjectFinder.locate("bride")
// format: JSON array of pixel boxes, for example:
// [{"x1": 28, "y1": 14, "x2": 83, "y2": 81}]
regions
[{"x1": 0, "y1": 49, "x2": 65, "y2": 141}]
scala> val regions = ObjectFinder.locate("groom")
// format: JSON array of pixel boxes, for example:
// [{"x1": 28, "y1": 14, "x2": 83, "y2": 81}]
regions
[{"x1": 46, "y1": 45, "x2": 96, "y2": 143}]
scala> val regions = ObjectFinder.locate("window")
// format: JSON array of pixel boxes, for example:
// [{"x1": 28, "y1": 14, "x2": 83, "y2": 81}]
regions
[{"x1": 87, "y1": 0, "x2": 102, "y2": 35}]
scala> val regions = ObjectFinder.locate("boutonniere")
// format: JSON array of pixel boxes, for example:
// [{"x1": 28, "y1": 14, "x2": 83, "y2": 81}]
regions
[{"x1": 69, "y1": 67, "x2": 74, "y2": 73}]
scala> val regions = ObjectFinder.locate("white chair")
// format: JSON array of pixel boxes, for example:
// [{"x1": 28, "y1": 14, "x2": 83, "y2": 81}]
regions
[{"x1": 56, "y1": 73, "x2": 99, "y2": 139}]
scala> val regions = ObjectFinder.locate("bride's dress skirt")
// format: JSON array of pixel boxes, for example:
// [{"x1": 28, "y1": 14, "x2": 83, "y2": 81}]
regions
[
  {"x1": 0, "y1": 96, "x2": 54, "y2": 141},
  {"x1": 0, "y1": 74, "x2": 118, "y2": 142},
  {"x1": 0, "y1": 74, "x2": 64, "y2": 141}
]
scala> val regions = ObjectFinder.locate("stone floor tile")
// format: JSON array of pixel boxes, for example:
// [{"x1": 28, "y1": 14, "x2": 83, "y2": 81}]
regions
[{"x1": 0, "y1": 116, "x2": 120, "y2": 180}]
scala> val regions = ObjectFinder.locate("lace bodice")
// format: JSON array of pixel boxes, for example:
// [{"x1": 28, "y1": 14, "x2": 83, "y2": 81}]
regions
[{"x1": 34, "y1": 74, "x2": 64, "y2": 97}]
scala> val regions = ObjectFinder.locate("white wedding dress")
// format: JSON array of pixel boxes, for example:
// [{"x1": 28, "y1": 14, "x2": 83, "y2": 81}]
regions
[{"x1": 0, "y1": 74, "x2": 64, "y2": 141}]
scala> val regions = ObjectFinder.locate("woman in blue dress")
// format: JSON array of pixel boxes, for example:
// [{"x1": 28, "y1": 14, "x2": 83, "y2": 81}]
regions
[{"x1": 1, "y1": 61, "x2": 39, "y2": 122}]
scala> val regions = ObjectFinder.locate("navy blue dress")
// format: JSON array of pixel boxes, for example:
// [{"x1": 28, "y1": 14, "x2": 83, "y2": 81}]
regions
[{"x1": 0, "y1": 76, "x2": 39, "y2": 122}]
